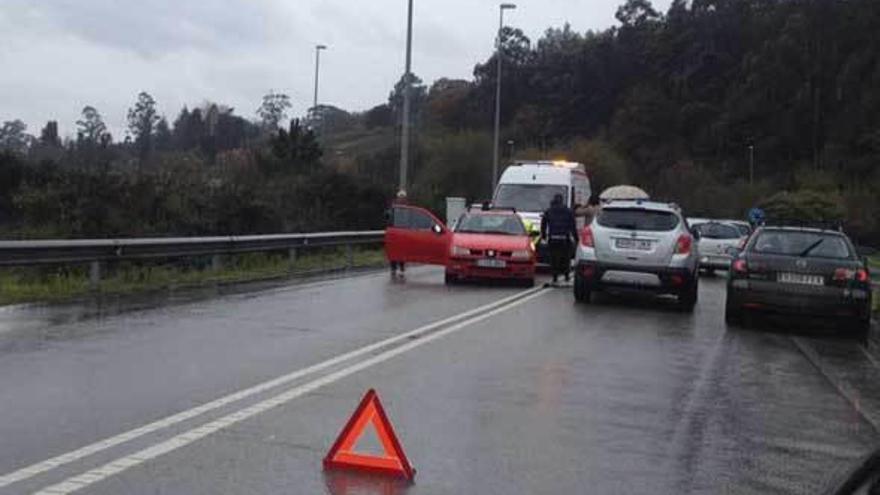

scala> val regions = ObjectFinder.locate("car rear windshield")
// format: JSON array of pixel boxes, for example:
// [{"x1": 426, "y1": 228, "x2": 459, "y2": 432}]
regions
[
  {"x1": 696, "y1": 222, "x2": 741, "y2": 240},
  {"x1": 493, "y1": 184, "x2": 567, "y2": 212},
  {"x1": 733, "y1": 224, "x2": 752, "y2": 236},
  {"x1": 750, "y1": 231, "x2": 853, "y2": 259},
  {"x1": 597, "y1": 208, "x2": 679, "y2": 231},
  {"x1": 455, "y1": 214, "x2": 526, "y2": 236}
]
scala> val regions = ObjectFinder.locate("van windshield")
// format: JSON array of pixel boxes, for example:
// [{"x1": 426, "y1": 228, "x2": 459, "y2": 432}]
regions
[{"x1": 494, "y1": 184, "x2": 567, "y2": 212}]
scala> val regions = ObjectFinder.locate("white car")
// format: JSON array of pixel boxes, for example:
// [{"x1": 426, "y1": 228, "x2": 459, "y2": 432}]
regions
[
  {"x1": 693, "y1": 221, "x2": 749, "y2": 273},
  {"x1": 574, "y1": 200, "x2": 700, "y2": 310}
]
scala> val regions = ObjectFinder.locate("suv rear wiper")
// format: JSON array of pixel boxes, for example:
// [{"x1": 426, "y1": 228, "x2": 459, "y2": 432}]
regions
[{"x1": 799, "y1": 239, "x2": 825, "y2": 257}]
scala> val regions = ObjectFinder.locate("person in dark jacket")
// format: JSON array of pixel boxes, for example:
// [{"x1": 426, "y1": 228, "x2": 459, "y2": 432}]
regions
[
  {"x1": 541, "y1": 194, "x2": 578, "y2": 284},
  {"x1": 386, "y1": 190, "x2": 410, "y2": 277}
]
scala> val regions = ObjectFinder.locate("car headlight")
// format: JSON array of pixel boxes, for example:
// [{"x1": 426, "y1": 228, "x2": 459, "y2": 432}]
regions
[
  {"x1": 450, "y1": 245, "x2": 470, "y2": 257},
  {"x1": 511, "y1": 250, "x2": 532, "y2": 260}
]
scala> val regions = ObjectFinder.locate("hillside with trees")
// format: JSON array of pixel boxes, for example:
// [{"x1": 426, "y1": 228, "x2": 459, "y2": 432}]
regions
[{"x1": 2, "y1": 0, "x2": 880, "y2": 242}]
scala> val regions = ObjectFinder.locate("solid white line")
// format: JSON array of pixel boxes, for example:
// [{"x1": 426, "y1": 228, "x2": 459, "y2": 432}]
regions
[
  {"x1": 0, "y1": 285, "x2": 542, "y2": 489},
  {"x1": 33, "y1": 288, "x2": 550, "y2": 494}
]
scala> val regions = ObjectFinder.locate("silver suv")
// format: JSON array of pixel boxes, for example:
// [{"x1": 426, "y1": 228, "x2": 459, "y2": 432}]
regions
[{"x1": 573, "y1": 200, "x2": 700, "y2": 310}]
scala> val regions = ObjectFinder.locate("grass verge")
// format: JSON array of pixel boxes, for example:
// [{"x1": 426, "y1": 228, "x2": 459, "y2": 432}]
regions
[{"x1": 0, "y1": 248, "x2": 385, "y2": 306}]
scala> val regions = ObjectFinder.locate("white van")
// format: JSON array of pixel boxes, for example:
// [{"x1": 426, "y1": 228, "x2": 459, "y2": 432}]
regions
[
  {"x1": 493, "y1": 161, "x2": 591, "y2": 260},
  {"x1": 493, "y1": 160, "x2": 591, "y2": 227}
]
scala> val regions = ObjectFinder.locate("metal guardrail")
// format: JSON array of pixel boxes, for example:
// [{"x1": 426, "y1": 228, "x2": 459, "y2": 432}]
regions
[{"x1": 0, "y1": 231, "x2": 386, "y2": 284}]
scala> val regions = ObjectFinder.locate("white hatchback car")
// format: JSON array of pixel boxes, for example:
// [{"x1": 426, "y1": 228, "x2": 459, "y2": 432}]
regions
[
  {"x1": 692, "y1": 221, "x2": 749, "y2": 273},
  {"x1": 574, "y1": 200, "x2": 700, "y2": 310}
]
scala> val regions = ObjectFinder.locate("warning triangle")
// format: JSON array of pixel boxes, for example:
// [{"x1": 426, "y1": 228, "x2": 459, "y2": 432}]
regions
[{"x1": 323, "y1": 389, "x2": 415, "y2": 480}]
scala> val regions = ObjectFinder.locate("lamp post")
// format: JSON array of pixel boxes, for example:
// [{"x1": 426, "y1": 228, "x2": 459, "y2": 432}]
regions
[
  {"x1": 399, "y1": 0, "x2": 415, "y2": 195},
  {"x1": 312, "y1": 44, "x2": 327, "y2": 127},
  {"x1": 748, "y1": 144, "x2": 755, "y2": 185},
  {"x1": 492, "y1": 3, "x2": 517, "y2": 193}
]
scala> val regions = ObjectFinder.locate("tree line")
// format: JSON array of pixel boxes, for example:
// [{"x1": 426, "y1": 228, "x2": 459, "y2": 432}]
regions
[
  {"x1": 348, "y1": 0, "x2": 880, "y2": 243},
  {"x1": 0, "y1": 92, "x2": 386, "y2": 238}
]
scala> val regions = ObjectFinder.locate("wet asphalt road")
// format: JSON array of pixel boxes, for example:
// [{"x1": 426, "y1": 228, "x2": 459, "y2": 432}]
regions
[{"x1": 1, "y1": 268, "x2": 879, "y2": 494}]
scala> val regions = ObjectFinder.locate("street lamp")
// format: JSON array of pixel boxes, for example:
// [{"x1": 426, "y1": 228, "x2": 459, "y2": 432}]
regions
[
  {"x1": 748, "y1": 144, "x2": 755, "y2": 185},
  {"x1": 492, "y1": 3, "x2": 517, "y2": 193},
  {"x1": 312, "y1": 44, "x2": 327, "y2": 127},
  {"x1": 399, "y1": 0, "x2": 415, "y2": 196}
]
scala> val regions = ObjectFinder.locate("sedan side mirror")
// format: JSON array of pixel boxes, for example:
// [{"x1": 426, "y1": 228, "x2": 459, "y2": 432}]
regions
[{"x1": 432, "y1": 224, "x2": 444, "y2": 235}]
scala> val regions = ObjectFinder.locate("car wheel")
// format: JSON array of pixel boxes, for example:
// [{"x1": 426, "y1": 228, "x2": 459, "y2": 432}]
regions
[
  {"x1": 444, "y1": 272, "x2": 457, "y2": 285},
  {"x1": 678, "y1": 277, "x2": 698, "y2": 311},
  {"x1": 851, "y1": 316, "x2": 871, "y2": 341},
  {"x1": 521, "y1": 277, "x2": 535, "y2": 288},
  {"x1": 574, "y1": 276, "x2": 591, "y2": 304},
  {"x1": 725, "y1": 298, "x2": 744, "y2": 326}
]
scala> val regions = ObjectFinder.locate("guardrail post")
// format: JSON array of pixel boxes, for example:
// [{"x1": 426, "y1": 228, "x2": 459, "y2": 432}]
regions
[
  {"x1": 288, "y1": 247, "x2": 297, "y2": 272},
  {"x1": 345, "y1": 244, "x2": 354, "y2": 271},
  {"x1": 89, "y1": 261, "x2": 101, "y2": 289}
]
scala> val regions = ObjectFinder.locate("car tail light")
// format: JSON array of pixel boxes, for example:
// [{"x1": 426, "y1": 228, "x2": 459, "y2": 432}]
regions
[
  {"x1": 674, "y1": 234, "x2": 692, "y2": 255},
  {"x1": 834, "y1": 268, "x2": 870, "y2": 282},
  {"x1": 732, "y1": 259, "x2": 748, "y2": 273},
  {"x1": 580, "y1": 226, "x2": 594, "y2": 248}
]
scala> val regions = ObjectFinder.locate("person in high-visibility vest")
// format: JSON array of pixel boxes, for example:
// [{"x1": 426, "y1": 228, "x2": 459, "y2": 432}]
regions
[{"x1": 522, "y1": 218, "x2": 540, "y2": 249}]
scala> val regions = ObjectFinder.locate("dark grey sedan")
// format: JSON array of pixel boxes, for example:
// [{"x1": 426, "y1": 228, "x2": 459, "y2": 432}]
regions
[{"x1": 725, "y1": 226, "x2": 872, "y2": 336}]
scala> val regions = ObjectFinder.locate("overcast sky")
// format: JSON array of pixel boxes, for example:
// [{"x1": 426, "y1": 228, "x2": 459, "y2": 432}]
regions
[{"x1": 0, "y1": 0, "x2": 671, "y2": 138}]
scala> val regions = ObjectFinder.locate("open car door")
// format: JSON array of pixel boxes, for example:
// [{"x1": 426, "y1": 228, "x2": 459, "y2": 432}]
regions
[{"x1": 385, "y1": 205, "x2": 451, "y2": 266}]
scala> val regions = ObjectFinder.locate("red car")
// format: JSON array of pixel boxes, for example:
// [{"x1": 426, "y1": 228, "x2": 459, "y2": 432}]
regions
[{"x1": 385, "y1": 205, "x2": 536, "y2": 286}]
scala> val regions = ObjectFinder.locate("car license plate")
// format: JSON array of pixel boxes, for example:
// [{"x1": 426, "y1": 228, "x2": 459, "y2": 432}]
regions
[
  {"x1": 476, "y1": 259, "x2": 507, "y2": 269},
  {"x1": 616, "y1": 238, "x2": 652, "y2": 251},
  {"x1": 778, "y1": 273, "x2": 824, "y2": 286}
]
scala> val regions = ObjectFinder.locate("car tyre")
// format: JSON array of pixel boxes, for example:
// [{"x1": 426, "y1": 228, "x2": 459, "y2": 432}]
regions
[
  {"x1": 520, "y1": 277, "x2": 535, "y2": 288},
  {"x1": 444, "y1": 272, "x2": 458, "y2": 285},
  {"x1": 851, "y1": 316, "x2": 871, "y2": 341},
  {"x1": 574, "y1": 275, "x2": 591, "y2": 304},
  {"x1": 725, "y1": 298, "x2": 744, "y2": 326},
  {"x1": 678, "y1": 277, "x2": 698, "y2": 312}
]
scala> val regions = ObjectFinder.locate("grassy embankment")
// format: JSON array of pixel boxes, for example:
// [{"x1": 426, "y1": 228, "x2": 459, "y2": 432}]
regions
[{"x1": 0, "y1": 248, "x2": 385, "y2": 306}]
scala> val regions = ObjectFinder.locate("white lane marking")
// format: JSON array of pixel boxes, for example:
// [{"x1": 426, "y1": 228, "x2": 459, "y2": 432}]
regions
[
  {"x1": 0, "y1": 286, "x2": 543, "y2": 489},
  {"x1": 34, "y1": 289, "x2": 550, "y2": 494}
]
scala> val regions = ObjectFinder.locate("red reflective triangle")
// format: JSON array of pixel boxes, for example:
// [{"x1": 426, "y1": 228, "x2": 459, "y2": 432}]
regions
[{"x1": 323, "y1": 389, "x2": 415, "y2": 480}]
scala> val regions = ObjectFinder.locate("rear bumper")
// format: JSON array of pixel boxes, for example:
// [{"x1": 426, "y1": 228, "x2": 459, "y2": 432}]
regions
[
  {"x1": 727, "y1": 282, "x2": 871, "y2": 319},
  {"x1": 699, "y1": 255, "x2": 732, "y2": 270},
  {"x1": 575, "y1": 261, "x2": 695, "y2": 294},
  {"x1": 447, "y1": 258, "x2": 535, "y2": 280}
]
